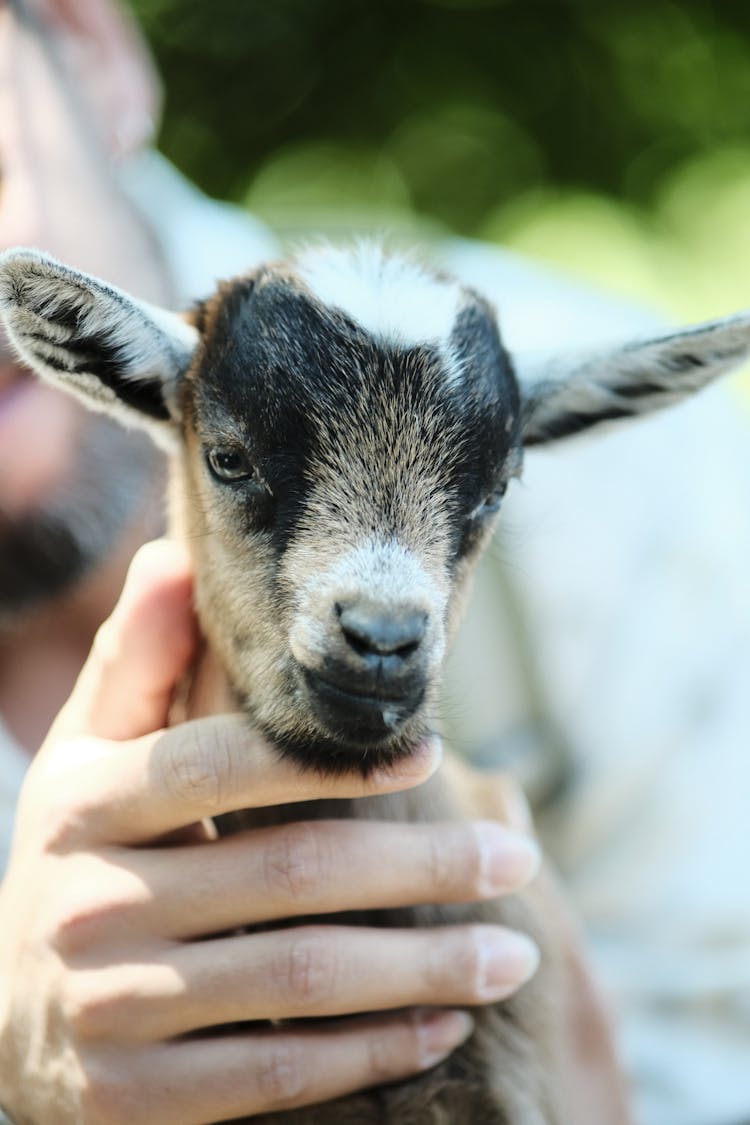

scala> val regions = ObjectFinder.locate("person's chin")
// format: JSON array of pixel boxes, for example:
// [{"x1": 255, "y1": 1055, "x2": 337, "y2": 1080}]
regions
[{"x1": 0, "y1": 385, "x2": 162, "y2": 621}]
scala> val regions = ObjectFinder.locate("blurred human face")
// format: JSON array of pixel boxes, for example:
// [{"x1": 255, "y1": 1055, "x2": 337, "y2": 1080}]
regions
[
  {"x1": 0, "y1": 336, "x2": 86, "y2": 516},
  {"x1": 0, "y1": 331, "x2": 160, "y2": 623}
]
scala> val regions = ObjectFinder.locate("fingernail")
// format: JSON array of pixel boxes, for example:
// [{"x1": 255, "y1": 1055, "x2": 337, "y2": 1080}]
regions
[
  {"x1": 374, "y1": 734, "x2": 443, "y2": 788},
  {"x1": 475, "y1": 822, "x2": 542, "y2": 894},
  {"x1": 478, "y1": 930, "x2": 540, "y2": 1001},
  {"x1": 414, "y1": 1008, "x2": 475, "y2": 1069}
]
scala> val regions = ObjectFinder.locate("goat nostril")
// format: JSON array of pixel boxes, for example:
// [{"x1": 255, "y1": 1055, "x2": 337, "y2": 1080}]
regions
[{"x1": 338, "y1": 604, "x2": 428, "y2": 658}]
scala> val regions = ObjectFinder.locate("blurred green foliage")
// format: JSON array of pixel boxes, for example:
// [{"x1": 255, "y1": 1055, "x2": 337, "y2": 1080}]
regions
[{"x1": 131, "y1": 0, "x2": 750, "y2": 320}]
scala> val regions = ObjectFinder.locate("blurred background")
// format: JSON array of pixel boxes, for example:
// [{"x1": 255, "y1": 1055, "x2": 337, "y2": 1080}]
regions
[{"x1": 132, "y1": 0, "x2": 750, "y2": 326}]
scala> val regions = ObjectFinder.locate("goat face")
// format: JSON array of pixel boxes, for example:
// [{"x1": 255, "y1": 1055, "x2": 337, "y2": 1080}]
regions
[
  {"x1": 178, "y1": 254, "x2": 522, "y2": 769},
  {"x1": 2, "y1": 244, "x2": 750, "y2": 774}
]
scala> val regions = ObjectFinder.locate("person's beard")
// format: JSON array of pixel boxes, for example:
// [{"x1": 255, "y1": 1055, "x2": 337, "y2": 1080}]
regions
[{"x1": 0, "y1": 413, "x2": 164, "y2": 625}]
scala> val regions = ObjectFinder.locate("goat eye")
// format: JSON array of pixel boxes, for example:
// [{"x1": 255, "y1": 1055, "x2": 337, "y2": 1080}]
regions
[
  {"x1": 473, "y1": 482, "x2": 508, "y2": 519},
  {"x1": 206, "y1": 447, "x2": 256, "y2": 483}
]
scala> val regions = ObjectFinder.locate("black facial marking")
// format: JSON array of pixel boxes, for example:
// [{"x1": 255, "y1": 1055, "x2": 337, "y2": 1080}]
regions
[
  {"x1": 444, "y1": 303, "x2": 521, "y2": 558},
  {"x1": 184, "y1": 263, "x2": 532, "y2": 771},
  {"x1": 239, "y1": 706, "x2": 429, "y2": 777},
  {"x1": 450, "y1": 300, "x2": 514, "y2": 395},
  {"x1": 192, "y1": 273, "x2": 522, "y2": 565}
]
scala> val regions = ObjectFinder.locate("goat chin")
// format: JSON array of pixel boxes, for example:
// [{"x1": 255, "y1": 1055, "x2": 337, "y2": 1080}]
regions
[{"x1": 178, "y1": 644, "x2": 568, "y2": 1125}]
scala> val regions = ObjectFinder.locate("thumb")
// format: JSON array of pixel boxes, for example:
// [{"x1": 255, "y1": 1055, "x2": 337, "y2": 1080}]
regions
[{"x1": 54, "y1": 539, "x2": 198, "y2": 742}]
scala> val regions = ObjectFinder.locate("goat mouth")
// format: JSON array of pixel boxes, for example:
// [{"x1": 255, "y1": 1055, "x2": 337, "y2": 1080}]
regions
[{"x1": 301, "y1": 667, "x2": 425, "y2": 744}]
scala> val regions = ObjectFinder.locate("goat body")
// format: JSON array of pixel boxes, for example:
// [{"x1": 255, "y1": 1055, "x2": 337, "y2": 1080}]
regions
[{"x1": 2, "y1": 242, "x2": 749, "y2": 1124}]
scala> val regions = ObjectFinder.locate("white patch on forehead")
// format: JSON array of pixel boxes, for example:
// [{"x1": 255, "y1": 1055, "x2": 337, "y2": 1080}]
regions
[{"x1": 295, "y1": 242, "x2": 466, "y2": 367}]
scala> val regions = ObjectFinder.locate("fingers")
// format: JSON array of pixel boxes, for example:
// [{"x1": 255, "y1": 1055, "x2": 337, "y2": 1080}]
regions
[
  {"x1": 134, "y1": 819, "x2": 541, "y2": 939},
  {"x1": 56, "y1": 718, "x2": 442, "y2": 847},
  {"x1": 172, "y1": 1012, "x2": 474, "y2": 1122},
  {"x1": 72, "y1": 924, "x2": 538, "y2": 1043},
  {"x1": 80, "y1": 1010, "x2": 474, "y2": 1125},
  {"x1": 52, "y1": 539, "x2": 197, "y2": 744},
  {"x1": 173, "y1": 922, "x2": 538, "y2": 1030}
]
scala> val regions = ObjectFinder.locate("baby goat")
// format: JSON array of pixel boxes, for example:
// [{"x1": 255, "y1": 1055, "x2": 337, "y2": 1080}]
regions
[{"x1": 2, "y1": 243, "x2": 749, "y2": 1124}]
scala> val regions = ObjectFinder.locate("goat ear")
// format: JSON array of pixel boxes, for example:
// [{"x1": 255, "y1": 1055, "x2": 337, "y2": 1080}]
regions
[
  {"x1": 516, "y1": 313, "x2": 750, "y2": 446},
  {"x1": 0, "y1": 248, "x2": 199, "y2": 443}
]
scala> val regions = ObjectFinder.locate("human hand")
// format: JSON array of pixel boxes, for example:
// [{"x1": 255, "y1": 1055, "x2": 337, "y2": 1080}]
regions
[
  {"x1": 12, "y1": 0, "x2": 160, "y2": 159},
  {"x1": 0, "y1": 540, "x2": 543, "y2": 1124}
]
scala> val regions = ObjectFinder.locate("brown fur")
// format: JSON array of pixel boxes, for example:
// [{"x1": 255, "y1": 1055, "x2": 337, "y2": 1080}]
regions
[{"x1": 175, "y1": 275, "x2": 566, "y2": 1124}]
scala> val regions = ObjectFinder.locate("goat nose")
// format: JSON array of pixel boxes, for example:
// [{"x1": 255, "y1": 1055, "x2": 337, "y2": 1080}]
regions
[{"x1": 337, "y1": 603, "x2": 427, "y2": 659}]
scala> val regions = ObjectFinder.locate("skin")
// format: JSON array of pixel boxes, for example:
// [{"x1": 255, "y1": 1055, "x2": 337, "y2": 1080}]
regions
[
  {"x1": 0, "y1": 540, "x2": 543, "y2": 1124},
  {"x1": 0, "y1": 3, "x2": 633, "y2": 1121},
  {"x1": 0, "y1": 17, "x2": 547, "y2": 1106}
]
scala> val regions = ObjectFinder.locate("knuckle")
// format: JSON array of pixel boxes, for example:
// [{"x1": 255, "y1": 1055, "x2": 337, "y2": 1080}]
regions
[
  {"x1": 463, "y1": 826, "x2": 487, "y2": 896},
  {"x1": 46, "y1": 861, "x2": 146, "y2": 957},
  {"x1": 462, "y1": 926, "x2": 489, "y2": 1000},
  {"x1": 159, "y1": 725, "x2": 229, "y2": 811},
  {"x1": 263, "y1": 823, "x2": 330, "y2": 904},
  {"x1": 78, "y1": 1057, "x2": 138, "y2": 1125},
  {"x1": 257, "y1": 1039, "x2": 311, "y2": 1110},
  {"x1": 423, "y1": 926, "x2": 483, "y2": 999},
  {"x1": 424, "y1": 827, "x2": 485, "y2": 900},
  {"x1": 49, "y1": 895, "x2": 111, "y2": 957},
  {"x1": 37, "y1": 801, "x2": 89, "y2": 855},
  {"x1": 365, "y1": 1027, "x2": 403, "y2": 1082},
  {"x1": 276, "y1": 929, "x2": 338, "y2": 1009},
  {"x1": 424, "y1": 831, "x2": 460, "y2": 897},
  {"x1": 64, "y1": 973, "x2": 131, "y2": 1043},
  {"x1": 51, "y1": 894, "x2": 134, "y2": 959}
]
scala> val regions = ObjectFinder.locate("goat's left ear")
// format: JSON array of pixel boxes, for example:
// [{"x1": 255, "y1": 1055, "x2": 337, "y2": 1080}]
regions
[
  {"x1": 516, "y1": 313, "x2": 750, "y2": 446},
  {"x1": 0, "y1": 249, "x2": 199, "y2": 444}
]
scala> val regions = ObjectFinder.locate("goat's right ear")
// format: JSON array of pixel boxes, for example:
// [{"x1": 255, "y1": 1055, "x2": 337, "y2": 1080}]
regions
[
  {"x1": 0, "y1": 249, "x2": 199, "y2": 444},
  {"x1": 515, "y1": 312, "x2": 750, "y2": 446}
]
